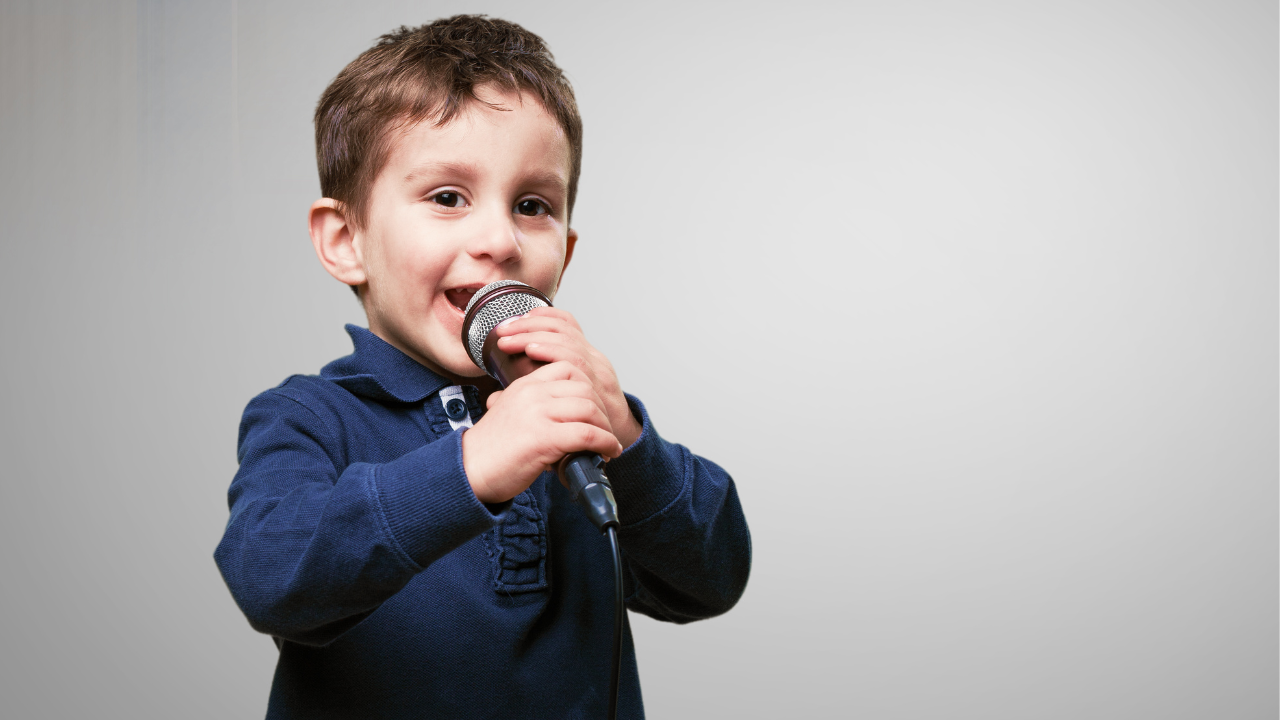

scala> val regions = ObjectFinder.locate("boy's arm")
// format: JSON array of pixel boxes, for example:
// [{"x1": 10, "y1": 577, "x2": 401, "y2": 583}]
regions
[
  {"x1": 603, "y1": 394, "x2": 752, "y2": 622},
  {"x1": 213, "y1": 385, "x2": 500, "y2": 646}
]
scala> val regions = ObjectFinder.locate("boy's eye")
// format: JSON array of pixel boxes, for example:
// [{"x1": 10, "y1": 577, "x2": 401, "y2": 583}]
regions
[
  {"x1": 430, "y1": 192, "x2": 465, "y2": 208},
  {"x1": 515, "y1": 199, "x2": 549, "y2": 217}
]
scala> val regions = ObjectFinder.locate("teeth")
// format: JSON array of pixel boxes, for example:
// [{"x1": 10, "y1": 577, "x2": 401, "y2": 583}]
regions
[{"x1": 448, "y1": 288, "x2": 477, "y2": 311}]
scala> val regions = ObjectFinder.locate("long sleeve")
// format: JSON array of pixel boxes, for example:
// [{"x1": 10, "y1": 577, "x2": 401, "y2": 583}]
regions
[
  {"x1": 605, "y1": 395, "x2": 751, "y2": 623},
  {"x1": 213, "y1": 385, "x2": 501, "y2": 646},
  {"x1": 215, "y1": 327, "x2": 745, "y2": 719}
]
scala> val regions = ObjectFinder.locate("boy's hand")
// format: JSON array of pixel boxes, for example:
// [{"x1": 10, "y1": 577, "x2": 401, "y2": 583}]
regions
[
  {"x1": 493, "y1": 307, "x2": 643, "y2": 450},
  {"x1": 462, "y1": 361, "x2": 624, "y2": 504}
]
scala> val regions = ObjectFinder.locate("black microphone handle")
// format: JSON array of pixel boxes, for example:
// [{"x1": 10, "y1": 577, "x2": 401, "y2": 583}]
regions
[
  {"x1": 479, "y1": 334, "x2": 619, "y2": 531},
  {"x1": 557, "y1": 452, "x2": 619, "y2": 531}
]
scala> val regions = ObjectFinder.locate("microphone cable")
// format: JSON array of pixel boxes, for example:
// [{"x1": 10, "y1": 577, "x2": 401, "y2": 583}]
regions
[
  {"x1": 606, "y1": 524, "x2": 623, "y2": 720},
  {"x1": 557, "y1": 452, "x2": 624, "y2": 720},
  {"x1": 461, "y1": 281, "x2": 626, "y2": 719}
]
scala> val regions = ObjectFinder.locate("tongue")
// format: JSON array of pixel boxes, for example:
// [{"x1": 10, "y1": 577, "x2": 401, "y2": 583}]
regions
[{"x1": 446, "y1": 289, "x2": 475, "y2": 311}]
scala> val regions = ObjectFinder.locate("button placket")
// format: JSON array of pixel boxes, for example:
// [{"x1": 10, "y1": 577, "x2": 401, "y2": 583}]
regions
[
  {"x1": 432, "y1": 385, "x2": 548, "y2": 594},
  {"x1": 437, "y1": 386, "x2": 473, "y2": 430},
  {"x1": 484, "y1": 486, "x2": 549, "y2": 593}
]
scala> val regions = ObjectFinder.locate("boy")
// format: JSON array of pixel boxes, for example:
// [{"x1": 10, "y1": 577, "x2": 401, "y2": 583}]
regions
[{"x1": 215, "y1": 15, "x2": 750, "y2": 719}]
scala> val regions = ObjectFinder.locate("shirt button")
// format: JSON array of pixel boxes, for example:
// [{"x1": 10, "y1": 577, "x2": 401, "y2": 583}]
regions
[{"x1": 445, "y1": 398, "x2": 468, "y2": 421}]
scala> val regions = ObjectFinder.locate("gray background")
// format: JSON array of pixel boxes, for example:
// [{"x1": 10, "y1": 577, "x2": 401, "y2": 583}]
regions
[{"x1": 1, "y1": 0, "x2": 1275, "y2": 717}]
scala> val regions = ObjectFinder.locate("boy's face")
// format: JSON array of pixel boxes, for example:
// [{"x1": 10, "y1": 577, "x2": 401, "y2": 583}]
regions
[{"x1": 349, "y1": 86, "x2": 576, "y2": 378}]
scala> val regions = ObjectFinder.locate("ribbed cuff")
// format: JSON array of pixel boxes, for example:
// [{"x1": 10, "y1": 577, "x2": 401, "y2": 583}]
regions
[
  {"x1": 370, "y1": 431, "x2": 503, "y2": 569},
  {"x1": 604, "y1": 394, "x2": 687, "y2": 526}
]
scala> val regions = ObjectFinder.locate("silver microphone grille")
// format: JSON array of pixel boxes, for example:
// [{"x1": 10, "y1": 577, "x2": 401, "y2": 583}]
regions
[{"x1": 463, "y1": 280, "x2": 550, "y2": 372}]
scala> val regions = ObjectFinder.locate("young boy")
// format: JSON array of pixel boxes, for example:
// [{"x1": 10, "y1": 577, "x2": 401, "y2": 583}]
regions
[{"x1": 215, "y1": 16, "x2": 750, "y2": 719}]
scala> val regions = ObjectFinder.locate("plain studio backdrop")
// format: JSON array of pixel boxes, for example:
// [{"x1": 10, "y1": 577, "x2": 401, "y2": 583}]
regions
[{"x1": 1, "y1": 1, "x2": 1275, "y2": 717}]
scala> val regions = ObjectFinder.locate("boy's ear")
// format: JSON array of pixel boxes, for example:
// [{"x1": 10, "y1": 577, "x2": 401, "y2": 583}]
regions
[
  {"x1": 309, "y1": 198, "x2": 367, "y2": 288},
  {"x1": 561, "y1": 228, "x2": 578, "y2": 279}
]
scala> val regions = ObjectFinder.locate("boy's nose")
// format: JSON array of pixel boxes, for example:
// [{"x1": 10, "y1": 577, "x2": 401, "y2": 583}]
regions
[{"x1": 466, "y1": 209, "x2": 522, "y2": 265}]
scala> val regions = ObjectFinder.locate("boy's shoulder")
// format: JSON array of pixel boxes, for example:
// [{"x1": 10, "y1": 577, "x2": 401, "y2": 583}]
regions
[
  {"x1": 237, "y1": 325, "x2": 462, "y2": 453},
  {"x1": 237, "y1": 374, "x2": 354, "y2": 458},
  {"x1": 248, "y1": 372, "x2": 346, "y2": 419},
  {"x1": 252, "y1": 325, "x2": 454, "y2": 409}
]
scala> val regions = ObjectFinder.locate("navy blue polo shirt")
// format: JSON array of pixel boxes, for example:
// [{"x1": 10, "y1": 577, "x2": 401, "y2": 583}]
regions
[{"x1": 215, "y1": 325, "x2": 751, "y2": 719}]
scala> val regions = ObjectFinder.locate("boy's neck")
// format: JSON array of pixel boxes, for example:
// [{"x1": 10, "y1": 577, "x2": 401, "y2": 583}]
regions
[
  {"x1": 421, "y1": 358, "x2": 503, "y2": 404},
  {"x1": 363, "y1": 323, "x2": 503, "y2": 402}
]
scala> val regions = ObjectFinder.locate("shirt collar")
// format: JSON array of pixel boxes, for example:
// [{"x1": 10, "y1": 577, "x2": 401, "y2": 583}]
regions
[{"x1": 320, "y1": 325, "x2": 452, "y2": 403}]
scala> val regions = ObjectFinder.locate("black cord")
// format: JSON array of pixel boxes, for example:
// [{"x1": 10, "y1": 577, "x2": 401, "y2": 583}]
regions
[{"x1": 606, "y1": 525, "x2": 623, "y2": 720}]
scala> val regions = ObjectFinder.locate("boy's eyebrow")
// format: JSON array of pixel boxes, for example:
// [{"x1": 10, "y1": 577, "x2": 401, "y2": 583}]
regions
[
  {"x1": 403, "y1": 161, "x2": 480, "y2": 184},
  {"x1": 402, "y1": 162, "x2": 567, "y2": 194},
  {"x1": 520, "y1": 170, "x2": 570, "y2": 193}
]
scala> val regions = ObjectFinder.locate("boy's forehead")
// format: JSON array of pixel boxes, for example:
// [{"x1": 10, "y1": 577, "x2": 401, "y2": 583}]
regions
[{"x1": 384, "y1": 90, "x2": 571, "y2": 187}]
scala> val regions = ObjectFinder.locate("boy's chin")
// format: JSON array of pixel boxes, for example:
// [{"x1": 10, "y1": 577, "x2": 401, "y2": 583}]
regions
[
  {"x1": 429, "y1": 350, "x2": 489, "y2": 381},
  {"x1": 447, "y1": 363, "x2": 489, "y2": 380}
]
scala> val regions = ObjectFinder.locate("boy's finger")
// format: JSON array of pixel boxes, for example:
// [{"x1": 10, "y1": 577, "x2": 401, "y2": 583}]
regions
[
  {"x1": 496, "y1": 328, "x2": 573, "y2": 347},
  {"x1": 550, "y1": 423, "x2": 624, "y2": 460},
  {"x1": 492, "y1": 320, "x2": 575, "y2": 343},
  {"x1": 523, "y1": 306, "x2": 578, "y2": 325},
  {"x1": 538, "y1": 380, "x2": 608, "y2": 409},
  {"x1": 518, "y1": 340, "x2": 595, "y2": 371},
  {"x1": 524, "y1": 359, "x2": 590, "y2": 385},
  {"x1": 545, "y1": 397, "x2": 613, "y2": 432},
  {"x1": 493, "y1": 309, "x2": 581, "y2": 336},
  {"x1": 497, "y1": 331, "x2": 585, "y2": 357}
]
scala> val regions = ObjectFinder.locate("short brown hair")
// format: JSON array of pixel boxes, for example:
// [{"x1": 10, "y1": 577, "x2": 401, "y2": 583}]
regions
[{"x1": 315, "y1": 15, "x2": 583, "y2": 231}]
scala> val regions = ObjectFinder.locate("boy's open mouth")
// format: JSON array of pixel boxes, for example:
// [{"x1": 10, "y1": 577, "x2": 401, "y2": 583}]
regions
[{"x1": 445, "y1": 288, "x2": 477, "y2": 312}]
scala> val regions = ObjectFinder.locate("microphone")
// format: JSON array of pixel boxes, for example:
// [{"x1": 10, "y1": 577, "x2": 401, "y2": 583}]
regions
[{"x1": 461, "y1": 280, "x2": 619, "y2": 531}]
